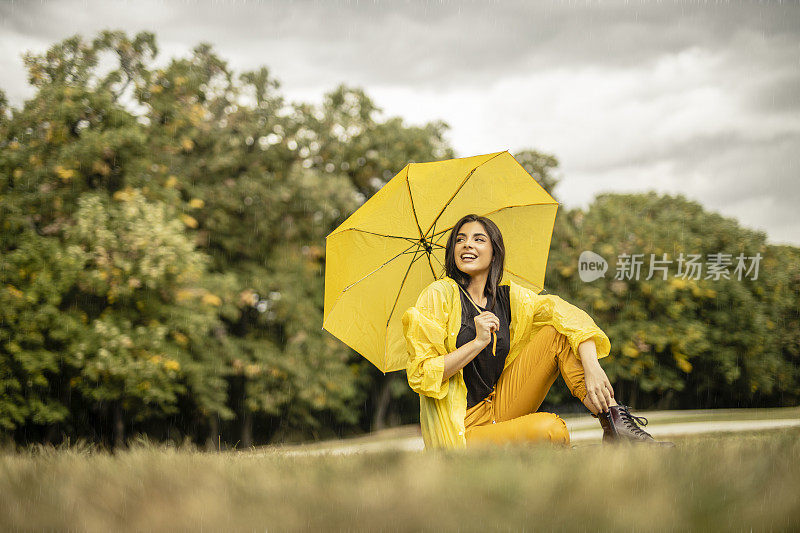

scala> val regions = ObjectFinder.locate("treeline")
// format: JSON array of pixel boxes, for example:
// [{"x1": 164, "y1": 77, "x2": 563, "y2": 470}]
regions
[
  {"x1": 1, "y1": 31, "x2": 797, "y2": 449},
  {"x1": 542, "y1": 194, "x2": 800, "y2": 411}
]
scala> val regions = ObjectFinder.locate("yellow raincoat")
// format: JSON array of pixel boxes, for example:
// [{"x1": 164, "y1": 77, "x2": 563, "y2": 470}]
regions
[{"x1": 402, "y1": 277, "x2": 611, "y2": 450}]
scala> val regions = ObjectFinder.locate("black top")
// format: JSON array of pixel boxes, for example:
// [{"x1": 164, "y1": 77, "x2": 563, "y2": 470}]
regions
[{"x1": 455, "y1": 284, "x2": 512, "y2": 409}]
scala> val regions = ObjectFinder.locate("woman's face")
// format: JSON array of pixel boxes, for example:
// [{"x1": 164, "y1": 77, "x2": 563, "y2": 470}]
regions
[{"x1": 454, "y1": 221, "x2": 493, "y2": 278}]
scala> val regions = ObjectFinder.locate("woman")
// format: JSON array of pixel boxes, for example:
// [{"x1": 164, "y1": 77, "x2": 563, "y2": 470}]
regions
[{"x1": 402, "y1": 214, "x2": 671, "y2": 450}]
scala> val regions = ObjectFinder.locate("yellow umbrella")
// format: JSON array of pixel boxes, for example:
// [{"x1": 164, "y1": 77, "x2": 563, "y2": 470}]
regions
[{"x1": 323, "y1": 150, "x2": 559, "y2": 373}]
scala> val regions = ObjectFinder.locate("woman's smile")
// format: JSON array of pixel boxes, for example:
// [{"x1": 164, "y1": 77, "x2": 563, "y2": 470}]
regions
[{"x1": 455, "y1": 221, "x2": 493, "y2": 274}]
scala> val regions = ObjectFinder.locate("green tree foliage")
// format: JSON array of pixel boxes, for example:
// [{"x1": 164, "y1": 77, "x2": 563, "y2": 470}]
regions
[
  {"x1": 544, "y1": 193, "x2": 800, "y2": 409},
  {"x1": 0, "y1": 30, "x2": 454, "y2": 448},
  {"x1": 513, "y1": 149, "x2": 562, "y2": 199},
  {"x1": 66, "y1": 191, "x2": 228, "y2": 445}
]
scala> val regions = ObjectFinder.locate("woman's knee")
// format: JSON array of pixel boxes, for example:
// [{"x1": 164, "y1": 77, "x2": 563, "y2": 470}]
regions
[
  {"x1": 535, "y1": 324, "x2": 559, "y2": 339},
  {"x1": 533, "y1": 325, "x2": 569, "y2": 350},
  {"x1": 527, "y1": 412, "x2": 570, "y2": 446}
]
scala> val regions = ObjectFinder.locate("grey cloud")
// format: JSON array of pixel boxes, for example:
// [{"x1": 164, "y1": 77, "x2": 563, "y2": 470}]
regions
[
  {"x1": 559, "y1": 130, "x2": 800, "y2": 244},
  {"x1": 1, "y1": 0, "x2": 798, "y2": 245},
  {"x1": 744, "y1": 67, "x2": 800, "y2": 115},
  {"x1": 5, "y1": 1, "x2": 799, "y2": 90}
]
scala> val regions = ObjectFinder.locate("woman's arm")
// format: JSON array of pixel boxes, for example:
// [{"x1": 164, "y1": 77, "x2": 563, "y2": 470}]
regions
[
  {"x1": 514, "y1": 283, "x2": 614, "y2": 413},
  {"x1": 403, "y1": 282, "x2": 456, "y2": 399},
  {"x1": 441, "y1": 339, "x2": 487, "y2": 383},
  {"x1": 578, "y1": 338, "x2": 599, "y2": 363},
  {"x1": 525, "y1": 291, "x2": 612, "y2": 362},
  {"x1": 578, "y1": 338, "x2": 615, "y2": 413},
  {"x1": 441, "y1": 309, "x2": 499, "y2": 383},
  {"x1": 404, "y1": 283, "x2": 500, "y2": 395}
]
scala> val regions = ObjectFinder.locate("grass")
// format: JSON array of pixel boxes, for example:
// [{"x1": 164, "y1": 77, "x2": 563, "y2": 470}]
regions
[{"x1": 1, "y1": 428, "x2": 799, "y2": 531}]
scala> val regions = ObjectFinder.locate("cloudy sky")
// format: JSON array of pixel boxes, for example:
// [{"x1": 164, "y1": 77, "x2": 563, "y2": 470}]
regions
[{"x1": 2, "y1": 0, "x2": 799, "y2": 245}]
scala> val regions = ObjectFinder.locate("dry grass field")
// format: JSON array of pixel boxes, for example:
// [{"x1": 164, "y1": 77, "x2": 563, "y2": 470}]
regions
[{"x1": 1, "y1": 425, "x2": 799, "y2": 531}]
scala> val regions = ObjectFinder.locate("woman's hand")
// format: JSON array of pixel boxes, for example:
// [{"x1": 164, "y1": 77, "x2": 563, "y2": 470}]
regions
[
  {"x1": 473, "y1": 311, "x2": 499, "y2": 348},
  {"x1": 582, "y1": 360, "x2": 615, "y2": 415}
]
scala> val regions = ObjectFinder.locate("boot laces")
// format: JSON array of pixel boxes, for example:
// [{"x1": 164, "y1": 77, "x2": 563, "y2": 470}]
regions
[{"x1": 619, "y1": 405, "x2": 652, "y2": 438}]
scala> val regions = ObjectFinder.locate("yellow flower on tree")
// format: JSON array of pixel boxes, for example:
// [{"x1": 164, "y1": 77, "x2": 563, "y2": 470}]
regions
[
  {"x1": 172, "y1": 331, "x2": 189, "y2": 346},
  {"x1": 180, "y1": 214, "x2": 198, "y2": 228},
  {"x1": 55, "y1": 165, "x2": 75, "y2": 181},
  {"x1": 201, "y1": 292, "x2": 222, "y2": 306}
]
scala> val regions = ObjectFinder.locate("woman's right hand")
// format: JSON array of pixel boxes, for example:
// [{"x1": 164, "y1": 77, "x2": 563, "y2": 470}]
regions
[{"x1": 473, "y1": 311, "x2": 500, "y2": 348}]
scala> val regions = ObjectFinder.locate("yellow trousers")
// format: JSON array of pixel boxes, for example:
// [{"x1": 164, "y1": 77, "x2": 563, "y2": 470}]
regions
[{"x1": 465, "y1": 325, "x2": 588, "y2": 447}]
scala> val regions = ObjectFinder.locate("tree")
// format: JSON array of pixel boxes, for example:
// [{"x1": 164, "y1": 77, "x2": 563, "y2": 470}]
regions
[
  {"x1": 65, "y1": 190, "x2": 226, "y2": 447},
  {"x1": 513, "y1": 149, "x2": 562, "y2": 199},
  {"x1": 2, "y1": 29, "x2": 461, "y2": 447},
  {"x1": 543, "y1": 192, "x2": 797, "y2": 410}
]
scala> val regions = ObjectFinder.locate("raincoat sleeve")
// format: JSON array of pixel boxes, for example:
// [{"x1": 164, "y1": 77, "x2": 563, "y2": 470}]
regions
[
  {"x1": 529, "y1": 292, "x2": 611, "y2": 362},
  {"x1": 402, "y1": 282, "x2": 451, "y2": 400}
]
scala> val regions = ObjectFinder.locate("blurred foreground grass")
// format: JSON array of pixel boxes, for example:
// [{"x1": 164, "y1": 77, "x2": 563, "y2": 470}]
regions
[{"x1": 2, "y1": 428, "x2": 798, "y2": 531}]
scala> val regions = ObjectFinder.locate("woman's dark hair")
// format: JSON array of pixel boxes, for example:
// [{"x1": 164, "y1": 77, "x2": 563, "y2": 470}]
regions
[{"x1": 444, "y1": 214, "x2": 506, "y2": 310}]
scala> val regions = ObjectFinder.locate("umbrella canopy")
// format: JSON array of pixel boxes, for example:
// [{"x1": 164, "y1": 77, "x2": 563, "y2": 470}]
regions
[{"x1": 323, "y1": 150, "x2": 559, "y2": 373}]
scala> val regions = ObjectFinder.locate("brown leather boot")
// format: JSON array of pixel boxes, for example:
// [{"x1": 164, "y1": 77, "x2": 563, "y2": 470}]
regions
[{"x1": 596, "y1": 405, "x2": 675, "y2": 446}]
